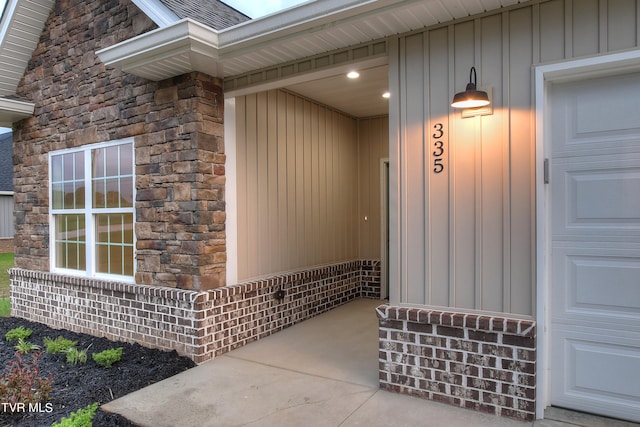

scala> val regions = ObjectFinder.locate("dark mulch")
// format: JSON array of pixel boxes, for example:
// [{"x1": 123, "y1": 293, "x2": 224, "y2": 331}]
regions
[{"x1": 0, "y1": 317, "x2": 196, "y2": 426}]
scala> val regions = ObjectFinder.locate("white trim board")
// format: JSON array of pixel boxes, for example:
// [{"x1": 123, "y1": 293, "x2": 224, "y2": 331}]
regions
[{"x1": 534, "y1": 48, "x2": 640, "y2": 420}]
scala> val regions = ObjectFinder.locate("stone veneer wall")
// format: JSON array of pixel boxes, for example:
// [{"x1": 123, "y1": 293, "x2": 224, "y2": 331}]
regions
[
  {"x1": 12, "y1": 0, "x2": 226, "y2": 291},
  {"x1": 10, "y1": 260, "x2": 380, "y2": 363},
  {"x1": 377, "y1": 305, "x2": 536, "y2": 421}
]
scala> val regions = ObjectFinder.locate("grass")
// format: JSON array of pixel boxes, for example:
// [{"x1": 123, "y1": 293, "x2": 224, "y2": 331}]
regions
[{"x1": 0, "y1": 252, "x2": 14, "y2": 317}]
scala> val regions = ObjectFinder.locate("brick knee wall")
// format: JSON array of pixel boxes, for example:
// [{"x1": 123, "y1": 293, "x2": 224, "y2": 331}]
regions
[
  {"x1": 10, "y1": 260, "x2": 381, "y2": 363},
  {"x1": 376, "y1": 305, "x2": 536, "y2": 421}
]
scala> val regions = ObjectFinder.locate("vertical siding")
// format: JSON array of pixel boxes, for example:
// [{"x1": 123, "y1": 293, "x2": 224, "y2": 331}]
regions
[
  {"x1": 391, "y1": 0, "x2": 640, "y2": 315},
  {"x1": 0, "y1": 195, "x2": 13, "y2": 238},
  {"x1": 236, "y1": 90, "x2": 359, "y2": 280},
  {"x1": 357, "y1": 116, "x2": 388, "y2": 260}
]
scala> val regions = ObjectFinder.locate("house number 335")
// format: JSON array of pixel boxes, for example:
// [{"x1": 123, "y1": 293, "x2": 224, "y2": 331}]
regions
[{"x1": 432, "y1": 123, "x2": 445, "y2": 174}]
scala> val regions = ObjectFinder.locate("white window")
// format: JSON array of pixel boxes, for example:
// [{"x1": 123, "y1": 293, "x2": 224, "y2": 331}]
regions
[{"x1": 50, "y1": 139, "x2": 135, "y2": 281}]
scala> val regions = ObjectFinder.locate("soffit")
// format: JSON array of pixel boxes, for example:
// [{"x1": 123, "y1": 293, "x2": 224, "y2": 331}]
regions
[
  {"x1": 0, "y1": 0, "x2": 55, "y2": 97},
  {"x1": 99, "y1": 0, "x2": 531, "y2": 81}
]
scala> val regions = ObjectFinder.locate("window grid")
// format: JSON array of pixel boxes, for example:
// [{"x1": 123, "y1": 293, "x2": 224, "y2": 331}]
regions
[{"x1": 50, "y1": 140, "x2": 135, "y2": 281}]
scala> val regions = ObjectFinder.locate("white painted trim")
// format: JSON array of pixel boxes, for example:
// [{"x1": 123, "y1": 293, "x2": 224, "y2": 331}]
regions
[
  {"x1": 130, "y1": 0, "x2": 180, "y2": 27},
  {"x1": 96, "y1": 19, "x2": 222, "y2": 79},
  {"x1": 0, "y1": 0, "x2": 18, "y2": 44},
  {"x1": 387, "y1": 35, "x2": 401, "y2": 306},
  {"x1": 380, "y1": 158, "x2": 390, "y2": 300},
  {"x1": 224, "y1": 97, "x2": 238, "y2": 286},
  {"x1": 534, "y1": 48, "x2": 640, "y2": 420},
  {"x1": 0, "y1": 191, "x2": 13, "y2": 196},
  {"x1": 0, "y1": 97, "x2": 35, "y2": 126}
]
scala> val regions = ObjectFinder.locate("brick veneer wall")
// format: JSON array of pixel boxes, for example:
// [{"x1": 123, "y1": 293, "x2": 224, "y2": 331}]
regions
[
  {"x1": 10, "y1": 260, "x2": 381, "y2": 363},
  {"x1": 377, "y1": 305, "x2": 536, "y2": 421}
]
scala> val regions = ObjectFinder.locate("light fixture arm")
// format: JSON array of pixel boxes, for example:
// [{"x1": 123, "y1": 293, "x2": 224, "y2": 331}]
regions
[{"x1": 467, "y1": 66, "x2": 478, "y2": 90}]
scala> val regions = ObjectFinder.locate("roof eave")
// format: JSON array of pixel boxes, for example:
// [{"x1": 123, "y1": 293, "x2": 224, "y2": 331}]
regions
[
  {"x1": 0, "y1": 97, "x2": 34, "y2": 127},
  {"x1": 96, "y1": 18, "x2": 223, "y2": 81},
  {"x1": 96, "y1": 0, "x2": 407, "y2": 82}
]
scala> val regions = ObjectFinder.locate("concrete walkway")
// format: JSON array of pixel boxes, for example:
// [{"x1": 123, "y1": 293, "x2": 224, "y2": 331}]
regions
[{"x1": 103, "y1": 299, "x2": 639, "y2": 427}]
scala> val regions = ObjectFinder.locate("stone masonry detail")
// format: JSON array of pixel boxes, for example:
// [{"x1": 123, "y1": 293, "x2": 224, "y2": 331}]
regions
[
  {"x1": 12, "y1": 0, "x2": 226, "y2": 290},
  {"x1": 377, "y1": 305, "x2": 536, "y2": 421}
]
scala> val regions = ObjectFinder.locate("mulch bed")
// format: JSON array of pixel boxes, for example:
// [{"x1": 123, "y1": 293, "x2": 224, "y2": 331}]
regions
[{"x1": 0, "y1": 317, "x2": 196, "y2": 426}]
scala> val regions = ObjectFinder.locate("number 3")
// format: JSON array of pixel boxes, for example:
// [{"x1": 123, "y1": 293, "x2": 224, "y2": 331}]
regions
[{"x1": 432, "y1": 123, "x2": 444, "y2": 139}]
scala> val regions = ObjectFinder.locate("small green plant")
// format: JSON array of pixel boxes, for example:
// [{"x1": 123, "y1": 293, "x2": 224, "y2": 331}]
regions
[
  {"x1": 43, "y1": 336, "x2": 78, "y2": 354},
  {"x1": 92, "y1": 347, "x2": 123, "y2": 368},
  {"x1": 0, "y1": 351, "x2": 53, "y2": 409},
  {"x1": 51, "y1": 402, "x2": 98, "y2": 427},
  {"x1": 5, "y1": 326, "x2": 32, "y2": 342},
  {"x1": 14, "y1": 337, "x2": 41, "y2": 354},
  {"x1": 66, "y1": 347, "x2": 88, "y2": 365}
]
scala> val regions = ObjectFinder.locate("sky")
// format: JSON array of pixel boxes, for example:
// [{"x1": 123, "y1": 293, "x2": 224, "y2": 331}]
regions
[{"x1": 222, "y1": 0, "x2": 309, "y2": 18}]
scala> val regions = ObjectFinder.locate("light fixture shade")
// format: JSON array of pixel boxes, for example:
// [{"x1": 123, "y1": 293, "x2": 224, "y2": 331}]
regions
[{"x1": 451, "y1": 67, "x2": 490, "y2": 109}]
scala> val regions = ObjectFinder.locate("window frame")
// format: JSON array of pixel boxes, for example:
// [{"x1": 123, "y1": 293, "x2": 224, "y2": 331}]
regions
[{"x1": 49, "y1": 138, "x2": 136, "y2": 282}]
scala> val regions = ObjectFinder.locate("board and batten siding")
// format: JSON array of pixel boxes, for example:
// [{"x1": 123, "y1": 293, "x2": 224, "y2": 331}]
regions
[
  {"x1": 0, "y1": 193, "x2": 13, "y2": 238},
  {"x1": 358, "y1": 116, "x2": 388, "y2": 261},
  {"x1": 390, "y1": 0, "x2": 640, "y2": 316},
  {"x1": 235, "y1": 89, "x2": 361, "y2": 280}
]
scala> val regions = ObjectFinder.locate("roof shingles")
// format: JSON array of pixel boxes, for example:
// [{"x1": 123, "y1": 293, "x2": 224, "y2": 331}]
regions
[{"x1": 158, "y1": 0, "x2": 251, "y2": 30}]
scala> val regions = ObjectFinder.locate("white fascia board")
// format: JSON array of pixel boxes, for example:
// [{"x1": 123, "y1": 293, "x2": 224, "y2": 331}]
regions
[
  {"x1": 96, "y1": 19, "x2": 221, "y2": 74},
  {"x1": 0, "y1": 0, "x2": 18, "y2": 43},
  {"x1": 0, "y1": 97, "x2": 34, "y2": 126},
  {"x1": 130, "y1": 0, "x2": 180, "y2": 27}
]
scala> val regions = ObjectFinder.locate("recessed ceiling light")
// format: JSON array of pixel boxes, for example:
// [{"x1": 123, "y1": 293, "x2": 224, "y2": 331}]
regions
[
  {"x1": 347, "y1": 71, "x2": 360, "y2": 79},
  {"x1": 382, "y1": 92, "x2": 390, "y2": 99}
]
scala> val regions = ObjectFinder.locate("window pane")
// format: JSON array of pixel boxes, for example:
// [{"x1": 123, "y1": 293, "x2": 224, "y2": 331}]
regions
[
  {"x1": 52, "y1": 152, "x2": 85, "y2": 210},
  {"x1": 106, "y1": 178, "x2": 119, "y2": 208},
  {"x1": 105, "y1": 146, "x2": 119, "y2": 177},
  {"x1": 120, "y1": 143, "x2": 133, "y2": 176},
  {"x1": 52, "y1": 156, "x2": 63, "y2": 182},
  {"x1": 124, "y1": 246, "x2": 134, "y2": 276},
  {"x1": 92, "y1": 148, "x2": 105, "y2": 178},
  {"x1": 95, "y1": 213, "x2": 134, "y2": 277},
  {"x1": 52, "y1": 183, "x2": 64, "y2": 209},
  {"x1": 120, "y1": 177, "x2": 134, "y2": 207},
  {"x1": 75, "y1": 151, "x2": 84, "y2": 179},
  {"x1": 55, "y1": 215, "x2": 86, "y2": 271},
  {"x1": 63, "y1": 153, "x2": 74, "y2": 181},
  {"x1": 93, "y1": 179, "x2": 105, "y2": 208}
]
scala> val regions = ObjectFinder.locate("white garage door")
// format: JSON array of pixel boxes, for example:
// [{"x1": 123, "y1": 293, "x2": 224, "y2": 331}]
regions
[{"x1": 549, "y1": 71, "x2": 640, "y2": 422}]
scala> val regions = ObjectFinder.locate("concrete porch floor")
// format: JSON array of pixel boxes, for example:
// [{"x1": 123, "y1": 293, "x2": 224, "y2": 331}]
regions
[{"x1": 103, "y1": 299, "x2": 639, "y2": 427}]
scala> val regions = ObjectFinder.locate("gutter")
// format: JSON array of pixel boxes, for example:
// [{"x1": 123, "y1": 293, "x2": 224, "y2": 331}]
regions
[{"x1": 0, "y1": 97, "x2": 35, "y2": 127}]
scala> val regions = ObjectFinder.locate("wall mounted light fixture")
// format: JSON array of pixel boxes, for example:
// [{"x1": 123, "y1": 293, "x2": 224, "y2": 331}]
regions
[{"x1": 451, "y1": 67, "x2": 490, "y2": 109}]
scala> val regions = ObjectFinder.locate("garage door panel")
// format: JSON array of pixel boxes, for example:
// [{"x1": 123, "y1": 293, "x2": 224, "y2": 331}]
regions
[
  {"x1": 573, "y1": 257, "x2": 640, "y2": 313},
  {"x1": 552, "y1": 247, "x2": 640, "y2": 327},
  {"x1": 552, "y1": 332, "x2": 640, "y2": 420},
  {"x1": 552, "y1": 160, "x2": 640, "y2": 235},
  {"x1": 552, "y1": 72, "x2": 640, "y2": 156}
]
